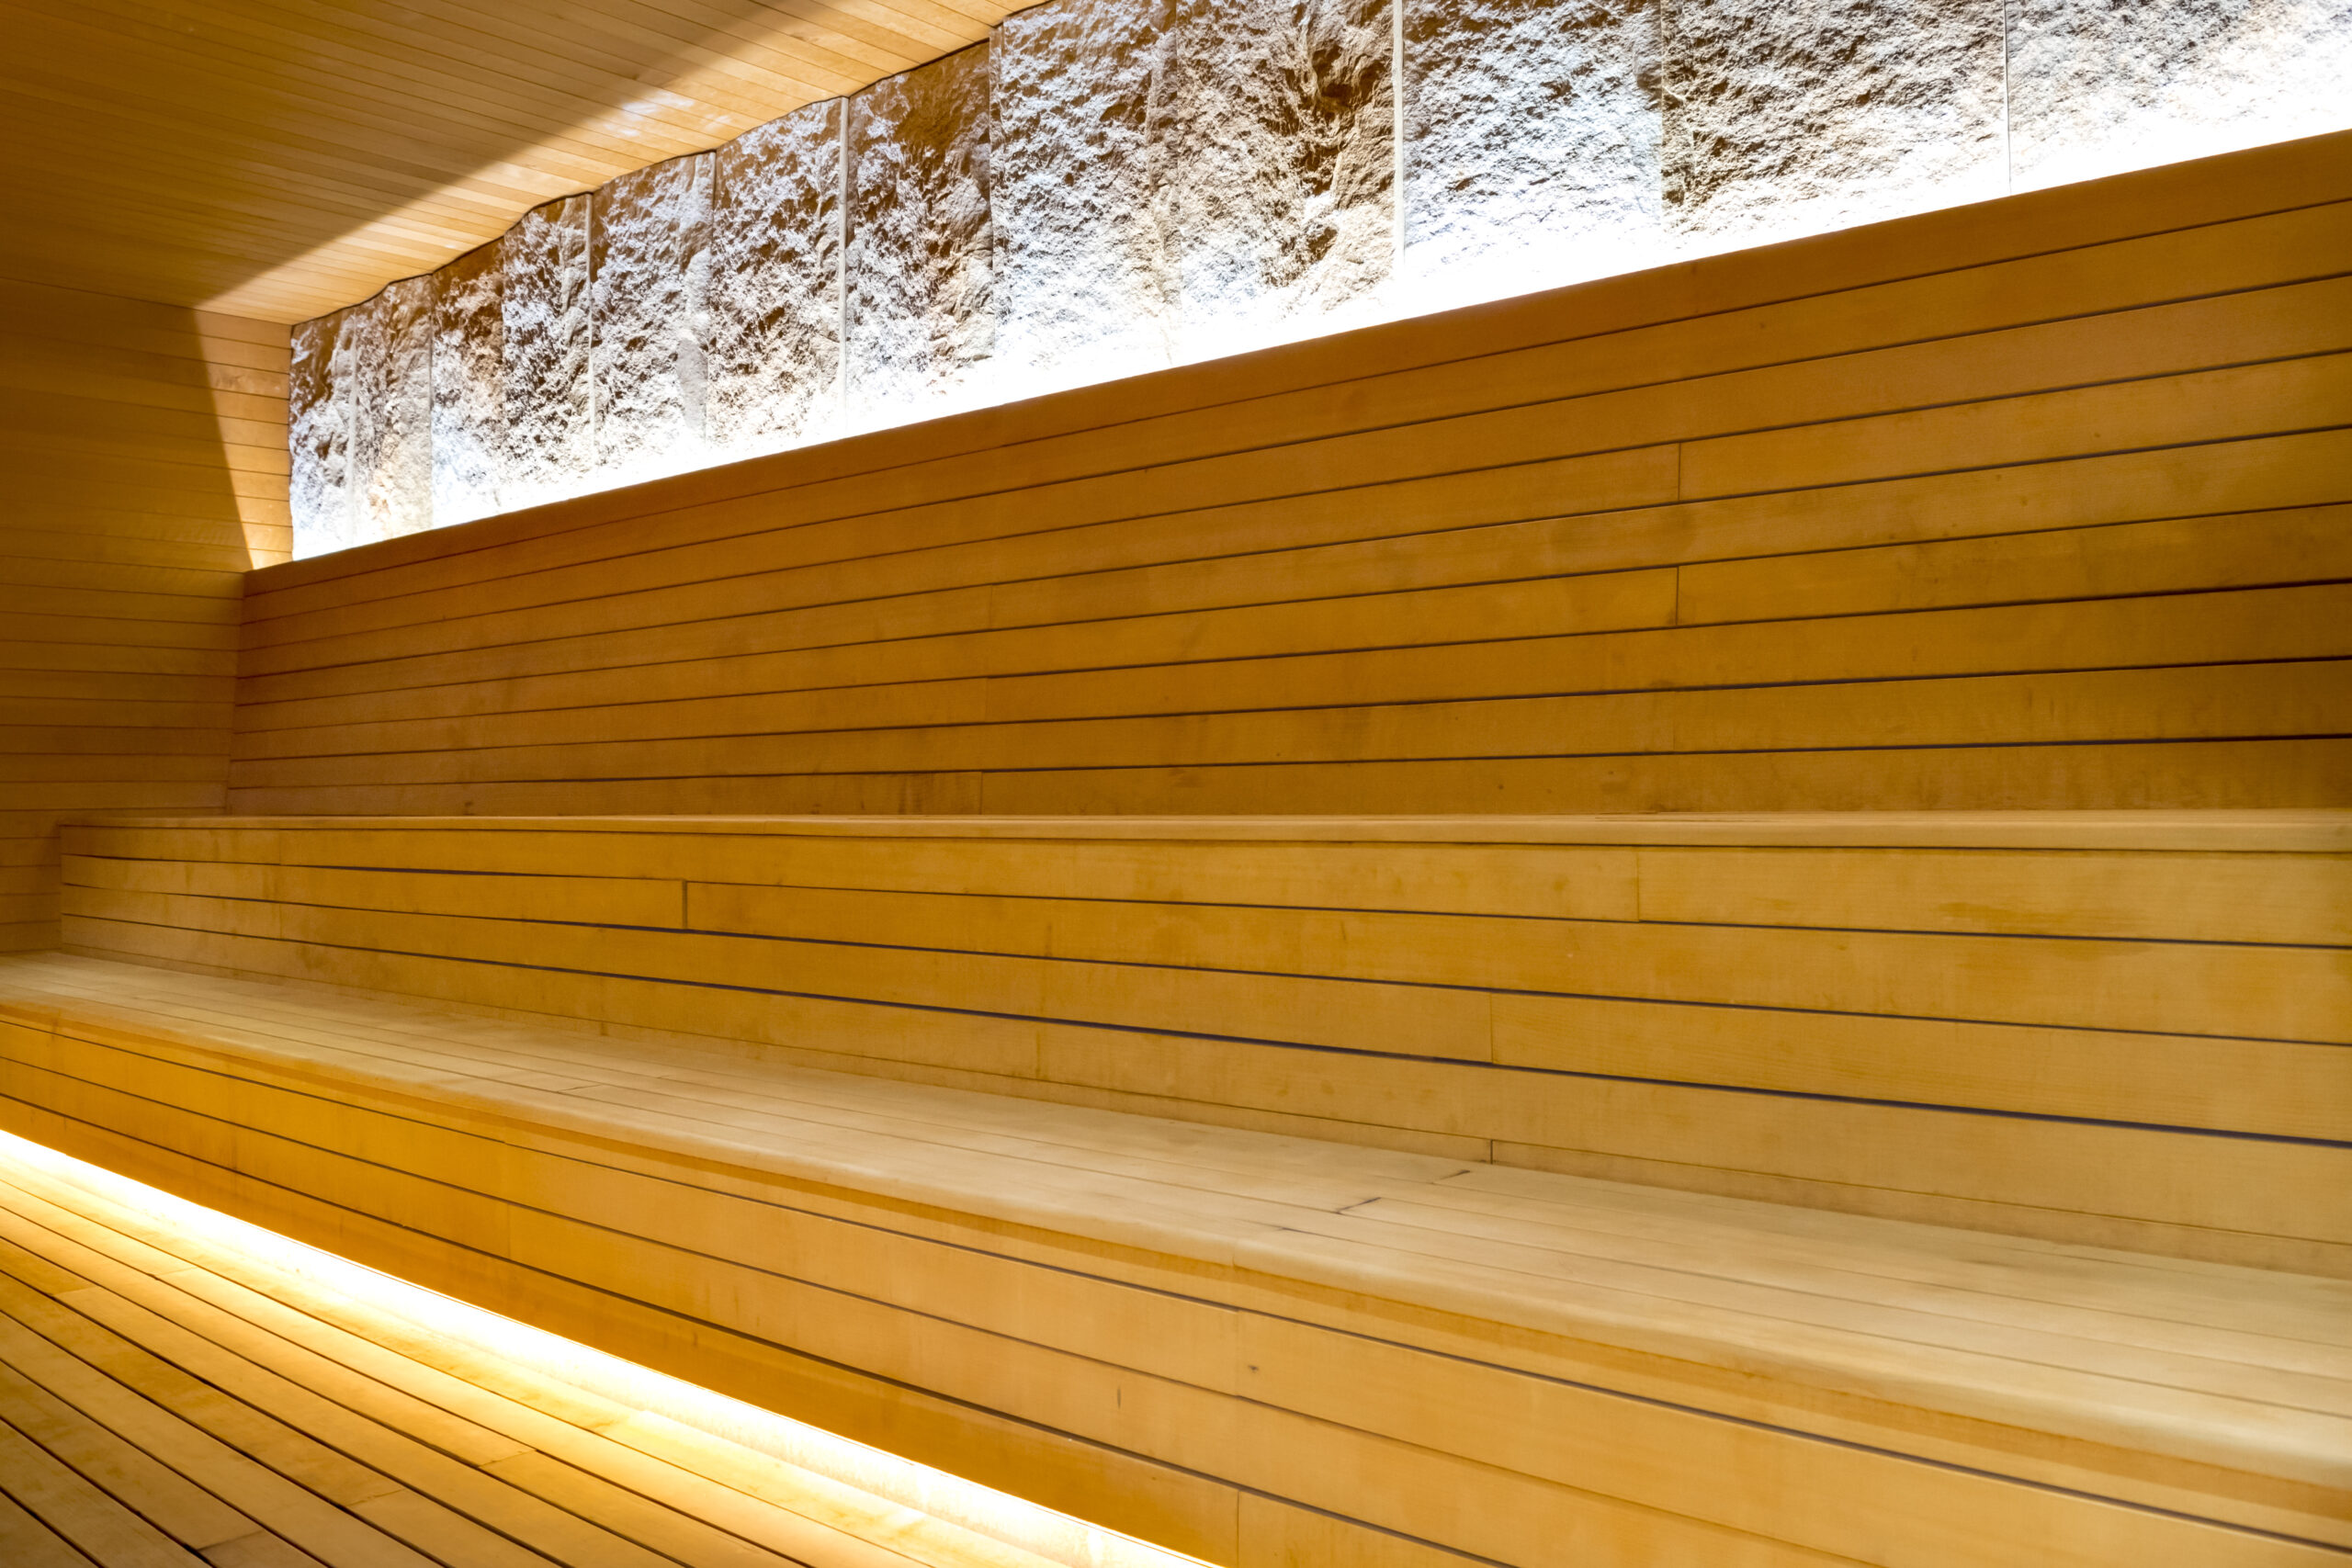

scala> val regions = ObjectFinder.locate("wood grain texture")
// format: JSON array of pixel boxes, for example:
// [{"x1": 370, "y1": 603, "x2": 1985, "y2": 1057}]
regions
[
  {"x1": 225, "y1": 134, "x2": 2352, "y2": 818},
  {"x1": 0, "y1": 1116, "x2": 1110, "y2": 1568},
  {"x1": 0, "y1": 280, "x2": 286, "y2": 953},
  {"x1": 0, "y1": 949, "x2": 2345, "y2": 1568},
  {"x1": 52, "y1": 811, "x2": 2352, "y2": 1273},
  {"x1": 0, "y1": 0, "x2": 1019, "y2": 321}
]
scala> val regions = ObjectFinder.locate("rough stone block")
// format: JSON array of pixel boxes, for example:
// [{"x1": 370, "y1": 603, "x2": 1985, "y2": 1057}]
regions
[
  {"x1": 432, "y1": 241, "x2": 505, "y2": 526},
  {"x1": 847, "y1": 46, "x2": 998, "y2": 424},
  {"x1": 593, "y1": 153, "x2": 714, "y2": 485},
  {"x1": 348, "y1": 275, "x2": 435, "y2": 541},
  {"x1": 2009, "y1": 0, "x2": 2352, "y2": 189},
  {"x1": 288, "y1": 313, "x2": 347, "y2": 560},
  {"x1": 995, "y1": 0, "x2": 1175, "y2": 395},
  {"x1": 1156, "y1": 0, "x2": 1396, "y2": 359},
  {"x1": 1661, "y1": 0, "x2": 2007, "y2": 250},
  {"x1": 502, "y1": 193, "x2": 595, "y2": 510},
  {"x1": 709, "y1": 100, "x2": 844, "y2": 451},
  {"x1": 1403, "y1": 0, "x2": 1664, "y2": 303}
]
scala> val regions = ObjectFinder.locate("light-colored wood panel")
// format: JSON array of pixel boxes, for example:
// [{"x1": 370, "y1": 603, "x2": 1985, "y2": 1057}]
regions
[
  {"x1": 232, "y1": 421, "x2": 2352, "y2": 708},
  {"x1": 72, "y1": 861, "x2": 686, "y2": 931},
  {"x1": 0, "y1": 586, "x2": 243, "y2": 627},
  {"x1": 234, "y1": 445, "x2": 1680, "y2": 672},
  {"x1": 0, "y1": 1357, "x2": 261, "y2": 1553},
  {"x1": 0, "y1": 284, "x2": 287, "y2": 359},
  {"x1": 0, "y1": 755, "x2": 228, "y2": 786},
  {"x1": 667, "y1": 880, "x2": 2350, "y2": 1042},
  {"x1": 0, "y1": 671, "x2": 234, "y2": 705},
  {"x1": 6, "y1": 953, "x2": 2340, "y2": 1360},
  {"x1": 220, "y1": 660, "x2": 2352, "y2": 794},
  {"x1": 63, "y1": 810, "x2": 2352, "y2": 852},
  {"x1": 0, "y1": 1184, "x2": 1048, "y2": 1568},
  {"x1": 1684, "y1": 351, "x2": 2352, "y2": 500},
  {"x1": 234, "y1": 425, "x2": 2352, "y2": 715},
  {"x1": 1678, "y1": 502, "x2": 2352, "y2": 624},
  {"x1": 0, "y1": 1088, "x2": 1251, "y2": 1563},
  {"x1": 0, "y1": 1490, "x2": 96, "y2": 1568},
  {"x1": 217, "y1": 737, "x2": 2352, "y2": 819},
  {"x1": 0, "y1": 1411, "x2": 211, "y2": 1566},
  {"x1": 11, "y1": 615, "x2": 244, "y2": 654},
  {"x1": 1628, "y1": 845, "x2": 2352, "y2": 943},
  {"x1": 0, "y1": 642, "x2": 234, "y2": 678},
  {"x1": 10, "y1": 468, "x2": 288, "y2": 520},
  {"x1": 59, "y1": 850, "x2": 2351, "y2": 1138},
  {"x1": 230, "y1": 503, "x2": 2352, "y2": 732},
  {"x1": 74, "y1": 857, "x2": 2346, "y2": 1069},
  {"x1": 48, "y1": 893, "x2": 2352, "y2": 1237},
  {"x1": 0, "y1": 0, "x2": 1017, "y2": 320},
  {"x1": 0, "y1": 297, "x2": 253, "y2": 967},
  {"x1": 0, "y1": 1141, "x2": 1114, "y2": 1568},
  {"x1": 14, "y1": 949, "x2": 2352, "y2": 1561},
  {"x1": 12, "y1": 982, "x2": 2335, "y2": 1449},
  {"x1": 0, "y1": 319, "x2": 288, "y2": 385},
  {"x1": 0, "y1": 1297, "x2": 441, "y2": 1567},
  {"x1": 66, "y1": 818, "x2": 2348, "y2": 941},
  {"x1": 0, "y1": 530, "x2": 266, "y2": 577},
  {"x1": 224, "y1": 582, "x2": 2352, "y2": 763},
  {"x1": 0, "y1": 729, "x2": 240, "y2": 759}
]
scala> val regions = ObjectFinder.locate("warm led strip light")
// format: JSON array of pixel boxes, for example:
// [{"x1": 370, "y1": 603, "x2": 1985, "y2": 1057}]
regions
[{"x1": 0, "y1": 1128, "x2": 1206, "y2": 1568}]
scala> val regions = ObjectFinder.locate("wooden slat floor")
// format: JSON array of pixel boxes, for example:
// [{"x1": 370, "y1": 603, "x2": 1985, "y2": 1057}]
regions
[{"x1": 0, "y1": 1122, "x2": 1169, "y2": 1568}]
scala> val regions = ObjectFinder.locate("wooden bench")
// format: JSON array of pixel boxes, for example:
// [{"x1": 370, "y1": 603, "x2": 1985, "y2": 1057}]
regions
[
  {"x1": 0, "y1": 950, "x2": 2343, "y2": 1565},
  {"x1": 56, "y1": 811, "x2": 2352, "y2": 1274}
]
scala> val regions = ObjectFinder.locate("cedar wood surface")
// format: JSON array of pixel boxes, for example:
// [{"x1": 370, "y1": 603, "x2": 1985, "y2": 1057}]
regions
[
  {"x1": 0, "y1": 282, "x2": 288, "y2": 953},
  {"x1": 225, "y1": 131, "x2": 2352, "y2": 819},
  {"x1": 0, "y1": 948, "x2": 2346, "y2": 1566}
]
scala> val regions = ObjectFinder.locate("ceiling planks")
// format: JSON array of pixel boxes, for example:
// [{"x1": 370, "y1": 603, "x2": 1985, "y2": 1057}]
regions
[{"x1": 0, "y1": 0, "x2": 1019, "y2": 322}]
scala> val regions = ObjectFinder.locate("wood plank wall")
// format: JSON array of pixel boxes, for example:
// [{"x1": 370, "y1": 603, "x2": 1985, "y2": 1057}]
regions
[
  {"x1": 0, "y1": 279, "x2": 288, "y2": 952},
  {"x1": 229, "y1": 131, "x2": 2352, "y2": 818}
]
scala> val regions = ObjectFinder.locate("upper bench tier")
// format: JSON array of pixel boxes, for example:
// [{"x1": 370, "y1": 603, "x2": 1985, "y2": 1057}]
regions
[{"x1": 237, "y1": 132, "x2": 2352, "y2": 818}]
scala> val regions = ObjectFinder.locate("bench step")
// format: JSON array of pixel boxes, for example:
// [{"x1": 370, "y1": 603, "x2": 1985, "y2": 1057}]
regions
[
  {"x1": 59, "y1": 810, "x2": 2352, "y2": 1274},
  {"x1": 2, "y1": 951, "x2": 2345, "y2": 1567}
]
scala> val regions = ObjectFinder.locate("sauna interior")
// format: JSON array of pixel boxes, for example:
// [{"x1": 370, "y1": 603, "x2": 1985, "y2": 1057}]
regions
[{"x1": 1, "y1": 1, "x2": 2348, "y2": 1563}]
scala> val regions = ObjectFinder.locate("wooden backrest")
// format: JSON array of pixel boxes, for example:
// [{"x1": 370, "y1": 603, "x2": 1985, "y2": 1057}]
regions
[{"x1": 228, "y1": 131, "x2": 2352, "y2": 817}]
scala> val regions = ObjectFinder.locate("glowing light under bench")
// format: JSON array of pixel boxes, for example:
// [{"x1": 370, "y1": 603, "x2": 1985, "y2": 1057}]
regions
[{"x1": 0, "y1": 1127, "x2": 1207, "y2": 1568}]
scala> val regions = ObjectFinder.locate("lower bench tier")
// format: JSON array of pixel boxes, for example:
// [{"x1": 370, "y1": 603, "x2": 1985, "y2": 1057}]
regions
[
  {"x1": 0, "y1": 952, "x2": 2346, "y2": 1567},
  {"x1": 55, "y1": 811, "x2": 2352, "y2": 1274}
]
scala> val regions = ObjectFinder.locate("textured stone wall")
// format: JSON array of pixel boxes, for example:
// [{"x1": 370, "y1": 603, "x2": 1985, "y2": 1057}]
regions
[
  {"x1": 289, "y1": 0, "x2": 2352, "y2": 557},
  {"x1": 1661, "y1": 0, "x2": 2008, "y2": 248},
  {"x1": 591, "y1": 155, "x2": 715, "y2": 487},
  {"x1": 1403, "y1": 0, "x2": 1663, "y2": 299},
  {"x1": 499, "y1": 195, "x2": 596, "y2": 514},
  {"x1": 430, "y1": 241, "x2": 505, "y2": 526},
  {"x1": 709, "y1": 101, "x2": 844, "y2": 452},
  {"x1": 994, "y1": 0, "x2": 1173, "y2": 393},
  {"x1": 847, "y1": 47, "x2": 1000, "y2": 423}
]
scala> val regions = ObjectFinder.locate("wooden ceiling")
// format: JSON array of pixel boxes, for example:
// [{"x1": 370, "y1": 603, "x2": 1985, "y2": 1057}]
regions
[{"x1": 0, "y1": 0, "x2": 1015, "y2": 324}]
